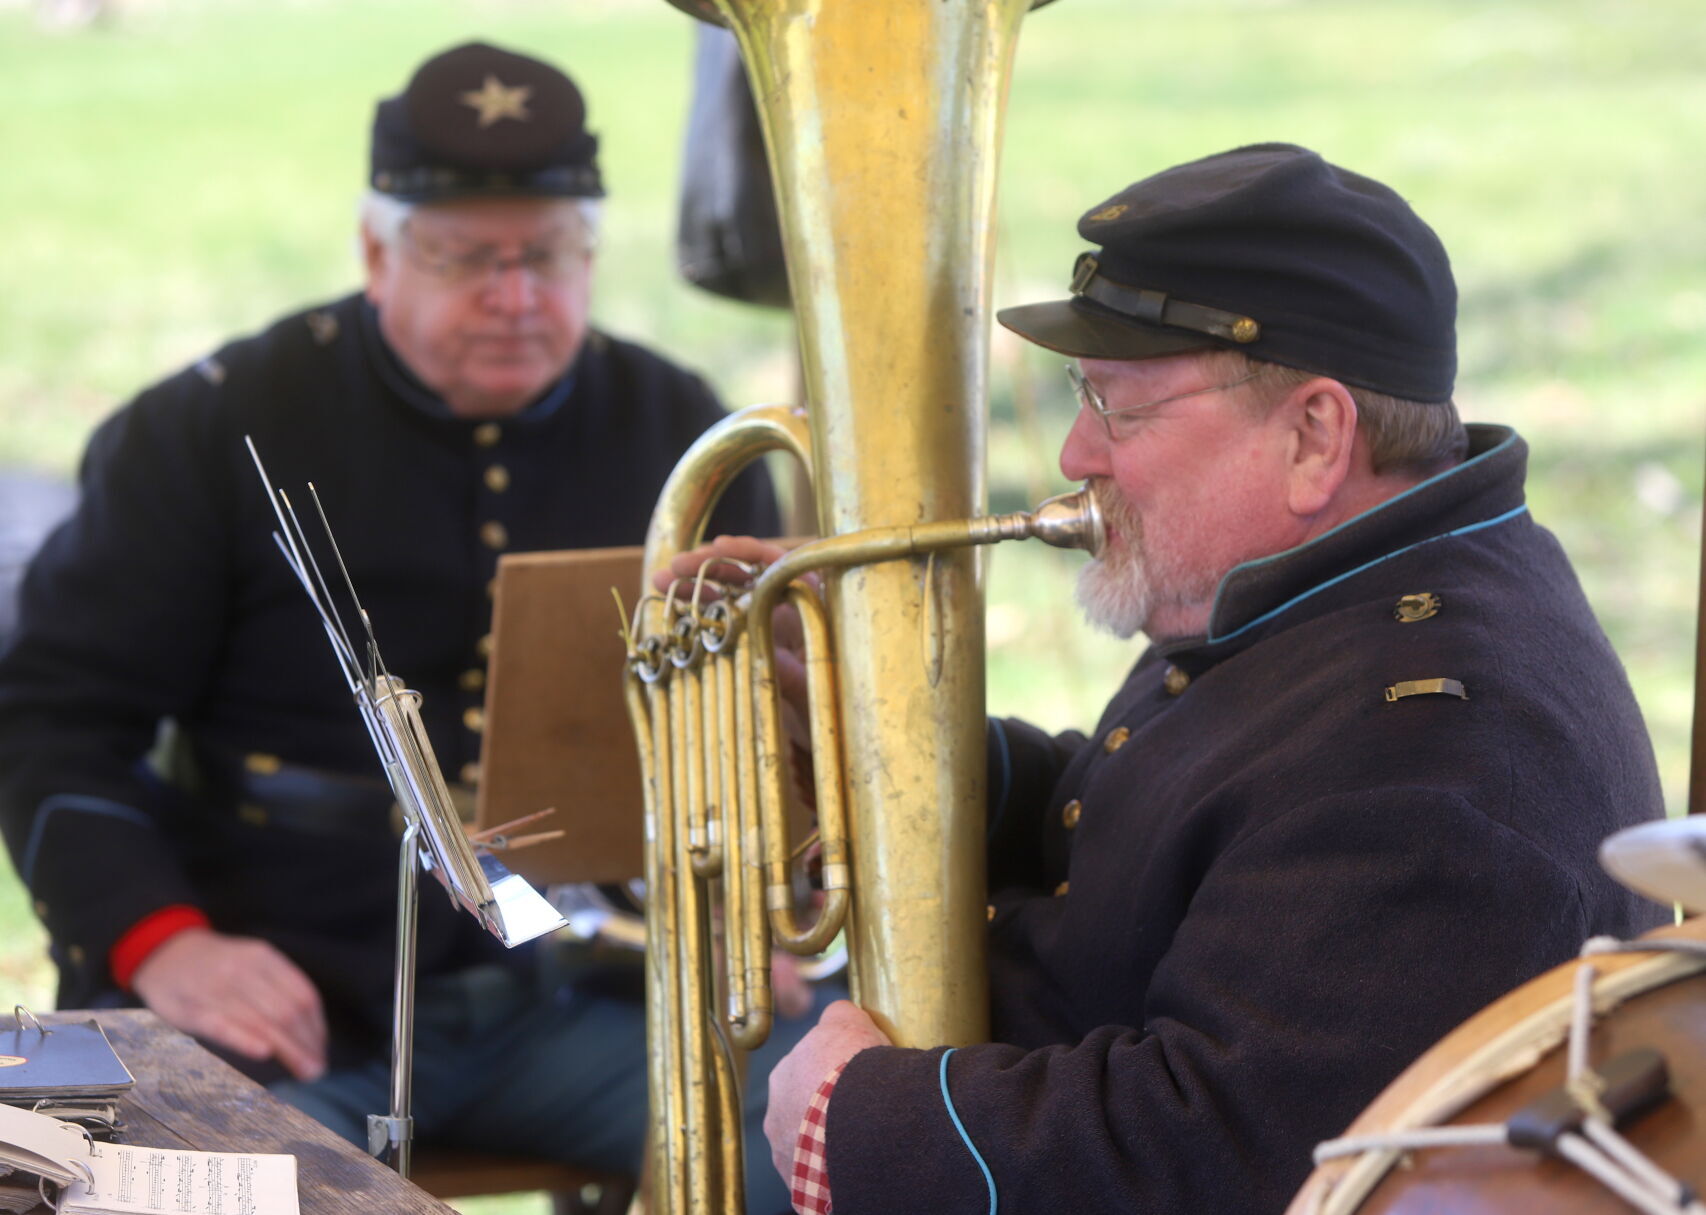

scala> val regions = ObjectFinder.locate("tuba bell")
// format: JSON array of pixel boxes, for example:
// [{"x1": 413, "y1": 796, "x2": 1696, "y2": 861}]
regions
[{"x1": 623, "y1": 1, "x2": 1091, "y2": 1210}]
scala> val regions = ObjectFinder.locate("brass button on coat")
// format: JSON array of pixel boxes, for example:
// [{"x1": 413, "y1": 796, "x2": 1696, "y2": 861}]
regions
[
  {"x1": 459, "y1": 668, "x2": 486, "y2": 692},
  {"x1": 463, "y1": 706, "x2": 485, "y2": 733},
  {"x1": 481, "y1": 521, "x2": 509, "y2": 551},
  {"x1": 473, "y1": 422, "x2": 502, "y2": 447},
  {"x1": 1162, "y1": 665, "x2": 1190, "y2": 695},
  {"x1": 244, "y1": 752, "x2": 282, "y2": 775},
  {"x1": 1103, "y1": 726, "x2": 1131, "y2": 753},
  {"x1": 484, "y1": 464, "x2": 510, "y2": 493},
  {"x1": 1062, "y1": 799, "x2": 1082, "y2": 829},
  {"x1": 477, "y1": 633, "x2": 494, "y2": 658},
  {"x1": 461, "y1": 761, "x2": 482, "y2": 786},
  {"x1": 1053, "y1": 880, "x2": 1070, "y2": 897},
  {"x1": 986, "y1": 904, "x2": 996, "y2": 922}
]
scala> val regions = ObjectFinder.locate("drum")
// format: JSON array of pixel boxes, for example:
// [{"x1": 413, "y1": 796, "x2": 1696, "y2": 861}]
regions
[{"x1": 1287, "y1": 916, "x2": 1706, "y2": 1215}]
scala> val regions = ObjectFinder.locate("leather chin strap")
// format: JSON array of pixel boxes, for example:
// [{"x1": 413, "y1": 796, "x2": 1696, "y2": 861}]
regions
[{"x1": 1070, "y1": 252, "x2": 1262, "y2": 345}]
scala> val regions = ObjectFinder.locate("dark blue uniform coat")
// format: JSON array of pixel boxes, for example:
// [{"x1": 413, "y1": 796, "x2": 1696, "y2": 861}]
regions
[
  {"x1": 0, "y1": 293, "x2": 777, "y2": 1061},
  {"x1": 826, "y1": 425, "x2": 1664, "y2": 1214}
]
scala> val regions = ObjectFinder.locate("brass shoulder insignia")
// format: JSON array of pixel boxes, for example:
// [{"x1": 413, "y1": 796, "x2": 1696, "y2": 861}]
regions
[
  {"x1": 1393, "y1": 592, "x2": 1442, "y2": 623},
  {"x1": 1384, "y1": 678, "x2": 1468, "y2": 703}
]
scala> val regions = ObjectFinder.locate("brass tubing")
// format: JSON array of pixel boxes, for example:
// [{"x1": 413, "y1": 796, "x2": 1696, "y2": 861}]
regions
[
  {"x1": 704, "y1": 646, "x2": 727, "y2": 870},
  {"x1": 634, "y1": 678, "x2": 687, "y2": 1212},
  {"x1": 712, "y1": 644, "x2": 745, "y2": 1020},
  {"x1": 750, "y1": 578, "x2": 850, "y2": 956},
  {"x1": 682, "y1": 656, "x2": 710, "y2": 864},
  {"x1": 709, "y1": 999, "x2": 745, "y2": 1214},
  {"x1": 746, "y1": 489, "x2": 1104, "y2": 627},
  {"x1": 731, "y1": 625, "x2": 773, "y2": 1050},
  {"x1": 671, "y1": 672, "x2": 716, "y2": 1215},
  {"x1": 639, "y1": 405, "x2": 814, "y2": 579},
  {"x1": 793, "y1": 584, "x2": 850, "y2": 911},
  {"x1": 690, "y1": 644, "x2": 725, "y2": 878}
]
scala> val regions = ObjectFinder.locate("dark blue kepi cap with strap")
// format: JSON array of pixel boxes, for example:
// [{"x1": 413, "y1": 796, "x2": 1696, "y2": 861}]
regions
[
  {"x1": 371, "y1": 41, "x2": 605, "y2": 202},
  {"x1": 998, "y1": 143, "x2": 1457, "y2": 403}
]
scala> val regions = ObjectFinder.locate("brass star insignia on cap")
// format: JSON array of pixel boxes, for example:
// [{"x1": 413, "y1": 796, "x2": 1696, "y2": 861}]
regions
[{"x1": 460, "y1": 75, "x2": 532, "y2": 128}]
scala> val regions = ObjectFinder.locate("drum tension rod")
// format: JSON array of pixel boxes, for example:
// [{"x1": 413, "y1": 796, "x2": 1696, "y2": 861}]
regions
[{"x1": 1506, "y1": 1046, "x2": 1672, "y2": 1153}]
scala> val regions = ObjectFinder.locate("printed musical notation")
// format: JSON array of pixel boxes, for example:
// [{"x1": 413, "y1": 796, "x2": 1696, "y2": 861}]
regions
[{"x1": 65, "y1": 1140, "x2": 297, "y2": 1215}]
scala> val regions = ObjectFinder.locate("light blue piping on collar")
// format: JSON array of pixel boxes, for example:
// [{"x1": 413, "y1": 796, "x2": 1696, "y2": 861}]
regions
[
  {"x1": 1202, "y1": 426, "x2": 1521, "y2": 645},
  {"x1": 1206, "y1": 503, "x2": 1528, "y2": 645},
  {"x1": 939, "y1": 1048, "x2": 998, "y2": 1215}
]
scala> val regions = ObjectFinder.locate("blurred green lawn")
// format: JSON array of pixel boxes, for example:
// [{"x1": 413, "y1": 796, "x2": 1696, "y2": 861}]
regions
[{"x1": 3, "y1": 1, "x2": 1705, "y2": 1207}]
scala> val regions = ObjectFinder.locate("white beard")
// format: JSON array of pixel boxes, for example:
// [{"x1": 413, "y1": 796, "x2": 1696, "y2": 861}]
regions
[
  {"x1": 1075, "y1": 482, "x2": 1152, "y2": 640},
  {"x1": 1076, "y1": 546, "x2": 1151, "y2": 640},
  {"x1": 1074, "y1": 479, "x2": 1222, "y2": 641}
]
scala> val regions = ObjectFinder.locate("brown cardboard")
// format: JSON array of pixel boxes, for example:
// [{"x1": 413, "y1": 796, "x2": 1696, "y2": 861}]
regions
[{"x1": 476, "y1": 546, "x2": 646, "y2": 885}]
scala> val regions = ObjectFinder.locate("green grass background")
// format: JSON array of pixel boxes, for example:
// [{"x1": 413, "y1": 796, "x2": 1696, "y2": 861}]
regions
[{"x1": 4, "y1": 1, "x2": 1704, "y2": 1208}]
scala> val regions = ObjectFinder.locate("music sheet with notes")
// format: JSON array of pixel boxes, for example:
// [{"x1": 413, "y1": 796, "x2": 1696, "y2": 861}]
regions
[
  {"x1": 65, "y1": 1141, "x2": 299, "y2": 1215},
  {"x1": 0, "y1": 1101, "x2": 298, "y2": 1215}
]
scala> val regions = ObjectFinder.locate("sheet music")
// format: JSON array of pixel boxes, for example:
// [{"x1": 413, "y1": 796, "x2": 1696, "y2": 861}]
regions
[{"x1": 63, "y1": 1141, "x2": 299, "y2": 1215}]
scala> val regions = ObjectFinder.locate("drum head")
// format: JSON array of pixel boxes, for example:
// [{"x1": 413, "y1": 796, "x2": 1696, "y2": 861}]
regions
[{"x1": 1288, "y1": 917, "x2": 1706, "y2": 1215}]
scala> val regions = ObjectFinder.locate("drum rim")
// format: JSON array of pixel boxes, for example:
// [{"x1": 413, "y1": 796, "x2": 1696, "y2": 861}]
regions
[{"x1": 1288, "y1": 916, "x2": 1706, "y2": 1215}]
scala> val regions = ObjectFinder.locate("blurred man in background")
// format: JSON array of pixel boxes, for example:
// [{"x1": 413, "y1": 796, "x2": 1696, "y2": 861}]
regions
[{"x1": 0, "y1": 40, "x2": 801, "y2": 1207}]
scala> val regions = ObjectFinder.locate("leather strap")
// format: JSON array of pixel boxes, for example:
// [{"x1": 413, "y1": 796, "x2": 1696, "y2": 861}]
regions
[{"x1": 1071, "y1": 253, "x2": 1261, "y2": 344}]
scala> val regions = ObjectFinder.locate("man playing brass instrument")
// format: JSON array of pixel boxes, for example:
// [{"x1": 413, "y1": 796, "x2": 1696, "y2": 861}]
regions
[{"x1": 701, "y1": 144, "x2": 1665, "y2": 1212}]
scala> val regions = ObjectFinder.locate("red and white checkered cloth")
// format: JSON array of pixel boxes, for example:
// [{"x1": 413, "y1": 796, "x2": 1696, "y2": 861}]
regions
[{"x1": 789, "y1": 1059, "x2": 849, "y2": 1215}]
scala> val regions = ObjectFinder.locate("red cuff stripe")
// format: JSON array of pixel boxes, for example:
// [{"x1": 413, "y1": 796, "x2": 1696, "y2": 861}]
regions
[{"x1": 110, "y1": 905, "x2": 210, "y2": 990}]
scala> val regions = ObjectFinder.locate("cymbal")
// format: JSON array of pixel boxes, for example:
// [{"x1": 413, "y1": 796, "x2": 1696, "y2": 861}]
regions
[{"x1": 1599, "y1": 815, "x2": 1706, "y2": 913}]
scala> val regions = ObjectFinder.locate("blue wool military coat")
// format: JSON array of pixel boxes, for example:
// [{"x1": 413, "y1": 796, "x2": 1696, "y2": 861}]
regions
[
  {"x1": 827, "y1": 425, "x2": 1664, "y2": 1214},
  {"x1": 0, "y1": 293, "x2": 777, "y2": 1060}
]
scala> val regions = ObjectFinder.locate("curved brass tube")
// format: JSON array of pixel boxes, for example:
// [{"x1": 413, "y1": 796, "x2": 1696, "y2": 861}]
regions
[{"x1": 750, "y1": 580, "x2": 850, "y2": 955}]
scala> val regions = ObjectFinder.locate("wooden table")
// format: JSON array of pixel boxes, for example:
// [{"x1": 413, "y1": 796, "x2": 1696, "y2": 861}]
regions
[{"x1": 44, "y1": 1010, "x2": 454, "y2": 1215}]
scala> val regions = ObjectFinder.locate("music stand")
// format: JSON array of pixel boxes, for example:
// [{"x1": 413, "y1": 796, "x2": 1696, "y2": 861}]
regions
[{"x1": 246, "y1": 439, "x2": 566, "y2": 1176}]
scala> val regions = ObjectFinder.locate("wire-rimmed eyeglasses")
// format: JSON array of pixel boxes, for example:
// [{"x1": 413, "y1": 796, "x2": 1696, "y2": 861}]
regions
[
  {"x1": 1066, "y1": 362, "x2": 1265, "y2": 440},
  {"x1": 401, "y1": 222, "x2": 593, "y2": 289}
]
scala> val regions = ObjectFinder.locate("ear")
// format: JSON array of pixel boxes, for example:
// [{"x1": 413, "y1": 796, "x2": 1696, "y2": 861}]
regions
[
  {"x1": 360, "y1": 222, "x2": 391, "y2": 309},
  {"x1": 1280, "y1": 378, "x2": 1359, "y2": 518}
]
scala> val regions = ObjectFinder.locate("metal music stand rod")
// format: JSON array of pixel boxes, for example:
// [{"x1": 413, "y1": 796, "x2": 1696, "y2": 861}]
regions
[{"x1": 369, "y1": 821, "x2": 422, "y2": 1174}]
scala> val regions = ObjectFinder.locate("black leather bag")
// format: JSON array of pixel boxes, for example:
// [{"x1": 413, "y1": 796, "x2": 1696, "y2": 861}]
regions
[{"x1": 676, "y1": 25, "x2": 791, "y2": 309}]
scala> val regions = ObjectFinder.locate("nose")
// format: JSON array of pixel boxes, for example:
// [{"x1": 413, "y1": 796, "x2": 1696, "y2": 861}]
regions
[
  {"x1": 1058, "y1": 401, "x2": 1111, "y2": 482},
  {"x1": 485, "y1": 260, "x2": 540, "y2": 315}
]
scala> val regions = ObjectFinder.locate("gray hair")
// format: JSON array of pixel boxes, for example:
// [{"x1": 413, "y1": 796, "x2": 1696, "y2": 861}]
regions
[
  {"x1": 358, "y1": 190, "x2": 603, "y2": 249},
  {"x1": 1202, "y1": 349, "x2": 1468, "y2": 477}
]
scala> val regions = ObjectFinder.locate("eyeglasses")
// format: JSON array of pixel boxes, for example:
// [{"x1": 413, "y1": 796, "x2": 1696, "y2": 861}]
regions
[
  {"x1": 1066, "y1": 363, "x2": 1265, "y2": 440},
  {"x1": 401, "y1": 223, "x2": 592, "y2": 288}
]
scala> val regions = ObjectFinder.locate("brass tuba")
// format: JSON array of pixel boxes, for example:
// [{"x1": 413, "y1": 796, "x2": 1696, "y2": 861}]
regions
[{"x1": 623, "y1": 1, "x2": 1096, "y2": 1210}]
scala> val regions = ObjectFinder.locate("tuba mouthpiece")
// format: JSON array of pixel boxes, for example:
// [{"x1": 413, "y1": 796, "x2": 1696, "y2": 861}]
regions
[{"x1": 1027, "y1": 486, "x2": 1106, "y2": 557}]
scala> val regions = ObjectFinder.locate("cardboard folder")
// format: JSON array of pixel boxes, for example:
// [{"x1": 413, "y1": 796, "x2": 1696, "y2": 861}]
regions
[{"x1": 476, "y1": 546, "x2": 647, "y2": 886}]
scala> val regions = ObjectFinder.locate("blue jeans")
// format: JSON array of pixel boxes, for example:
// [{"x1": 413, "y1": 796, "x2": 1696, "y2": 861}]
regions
[{"x1": 270, "y1": 963, "x2": 833, "y2": 1215}]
